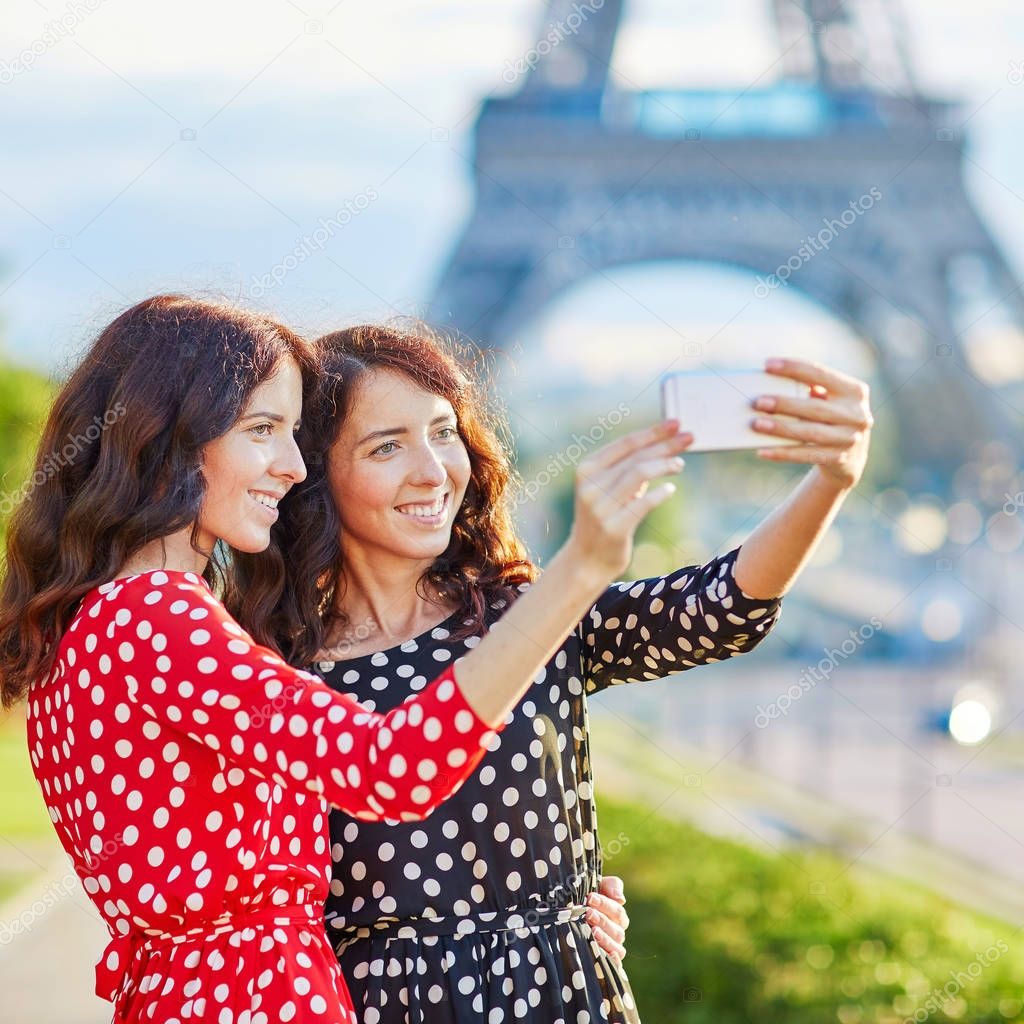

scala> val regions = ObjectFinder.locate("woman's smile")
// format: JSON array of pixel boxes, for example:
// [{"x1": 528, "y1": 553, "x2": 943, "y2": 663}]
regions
[
  {"x1": 394, "y1": 490, "x2": 451, "y2": 527},
  {"x1": 249, "y1": 489, "x2": 284, "y2": 523}
]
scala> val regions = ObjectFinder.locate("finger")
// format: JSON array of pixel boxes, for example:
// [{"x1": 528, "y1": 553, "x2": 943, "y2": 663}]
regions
[
  {"x1": 582, "y1": 420, "x2": 685, "y2": 474},
  {"x1": 581, "y1": 458, "x2": 684, "y2": 520},
  {"x1": 591, "y1": 926, "x2": 626, "y2": 961},
  {"x1": 765, "y1": 358, "x2": 867, "y2": 398},
  {"x1": 751, "y1": 416, "x2": 858, "y2": 447},
  {"x1": 586, "y1": 907, "x2": 626, "y2": 943},
  {"x1": 604, "y1": 481, "x2": 677, "y2": 531},
  {"x1": 644, "y1": 433, "x2": 697, "y2": 459},
  {"x1": 588, "y1": 893, "x2": 629, "y2": 926},
  {"x1": 581, "y1": 458, "x2": 682, "y2": 518},
  {"x1": 752, "y1": 394, "x2": 871, "y2": 428},
  {"x1": 582, "y1": 434, "x2": 692, "y2": 490},
  {"x1": 597, "y1": 876, "x2": 626, "y2": 904},
  {"x1": 757, "y1": 445, "x2": 837, "y2": 465},
  {"x1": 603, "y1": 455, "x2": 686, "y2": 496}
]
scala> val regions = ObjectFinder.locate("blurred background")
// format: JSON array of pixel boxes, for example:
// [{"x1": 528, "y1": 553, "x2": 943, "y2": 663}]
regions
[{"x1": 2, "y1": 0, "x2": 1024, "y2": 1021}]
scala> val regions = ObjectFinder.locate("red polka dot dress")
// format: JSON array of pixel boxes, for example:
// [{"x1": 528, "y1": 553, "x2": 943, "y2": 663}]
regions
[{"x1": 26, "y1": 570, "x2": 497, "y2": 1023}]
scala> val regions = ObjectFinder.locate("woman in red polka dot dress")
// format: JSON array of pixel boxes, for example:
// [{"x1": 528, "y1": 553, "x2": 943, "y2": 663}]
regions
[{"x1": 0, "y1": 296, "x2": 690, "y2": 1023}]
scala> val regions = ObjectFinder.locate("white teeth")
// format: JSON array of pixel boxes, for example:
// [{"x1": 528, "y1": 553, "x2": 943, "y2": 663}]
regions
[
  {"x1": 396, "y1": 495, "x2": 446, "y2": 518},
  {"x1": 250, "y1": 492, "x2": 279, "y2": 510}
]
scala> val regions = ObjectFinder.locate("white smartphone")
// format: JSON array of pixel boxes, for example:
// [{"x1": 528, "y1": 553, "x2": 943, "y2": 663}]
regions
[{"x1": 661, "y1": 369, "x2": 808, "y2": 453}]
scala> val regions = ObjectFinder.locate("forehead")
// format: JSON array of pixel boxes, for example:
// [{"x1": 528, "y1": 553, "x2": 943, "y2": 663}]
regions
[
  {"x1": 351, "y1": 368, "x2": 454, "y2": 420},
  {"x1": 248, "y1": 356, "x2": 302, "y2": 401}
]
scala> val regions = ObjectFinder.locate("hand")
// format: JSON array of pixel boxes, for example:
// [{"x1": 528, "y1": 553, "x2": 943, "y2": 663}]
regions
[
  {"x1": 565, "y1": 420, "x2": 694, "y2": 580},
  {"x1": 586, "y1": 875, "x2": 629, "y2": 961},
  {"x1": 751, "y1": 358, "x2": 873, "y2": 490}
]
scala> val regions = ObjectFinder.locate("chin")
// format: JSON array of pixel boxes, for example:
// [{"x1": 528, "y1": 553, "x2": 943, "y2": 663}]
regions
[
  {"x1": 396, "y1": 535, "x2": 452, "y2": 561},
  {"x1": 227, "y1": 531, "x2": 274, "y2": 554}
]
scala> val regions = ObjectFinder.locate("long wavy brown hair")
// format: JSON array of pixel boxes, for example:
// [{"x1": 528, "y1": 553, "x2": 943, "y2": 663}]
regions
[
  {"x1": 231, "y1": 322, "x2": 538, "y2": 666},
  {"x1": 0, "y1": 294, "x2": 314, "y2": 708}
]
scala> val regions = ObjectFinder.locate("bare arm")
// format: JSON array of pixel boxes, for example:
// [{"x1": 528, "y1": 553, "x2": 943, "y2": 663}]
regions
[
  {"x1": 454, "y1": 420, "x2": 691, "y2": 725},
  {"x1": 733, "y1": 466, "x2": 852, "y2": 599},
  {"x1": 734, "y1": 358, "x2": 874, "y2": 600}
]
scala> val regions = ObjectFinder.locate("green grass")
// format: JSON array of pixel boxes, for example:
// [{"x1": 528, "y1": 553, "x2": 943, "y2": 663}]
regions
[
  {"x1": 599, "y1": 796, "x2": 1024, "y2": 1023},
  {"x1": 0, "y1": 710, "x2": 51, "y2": 839},
  {"x1": 0, "y1": 712, "x2": 58, "y2": 911}
]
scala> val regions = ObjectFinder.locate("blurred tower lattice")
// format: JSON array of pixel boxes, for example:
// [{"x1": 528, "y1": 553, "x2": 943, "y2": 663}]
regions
[
  {"x1": 771, "y1": 0, "x2": 917, "y2": 94},
  {"x1": 429, "y1": 0, "x2": 1024, "y2": 488}
]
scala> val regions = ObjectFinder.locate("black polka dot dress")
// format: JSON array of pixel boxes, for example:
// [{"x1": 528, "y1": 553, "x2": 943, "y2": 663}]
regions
[{"x1": 313, "y1": 546, "x2": 783, "y2": 1023}]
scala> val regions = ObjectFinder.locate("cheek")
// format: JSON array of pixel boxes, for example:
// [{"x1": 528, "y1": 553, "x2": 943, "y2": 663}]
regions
[
  {"x1": 202, "y1": 443, "x2": 242, "y2": 512},
  {"x1": 331, "y1": 462, "x2": 400, "y2": 525},
  {"x1": 448, "y1": 447, "x2": 472, "y2": 493}
]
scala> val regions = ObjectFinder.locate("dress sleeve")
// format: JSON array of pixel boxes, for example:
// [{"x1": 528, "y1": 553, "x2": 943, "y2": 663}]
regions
[
  {"x1": 110, "y1": 574, "x2": 495, "y2": 822},
  {"x1": 579, "y1": 545, "x2": 783, "y2": 694}
]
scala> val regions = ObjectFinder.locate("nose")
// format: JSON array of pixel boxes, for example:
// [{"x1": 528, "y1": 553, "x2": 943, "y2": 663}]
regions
[
  {"x1": 410, "y1": 442, "x2": 447, "y2": 488},
  {"x1": 275, "y1": 432, "x2": 308, "y2": 485}
]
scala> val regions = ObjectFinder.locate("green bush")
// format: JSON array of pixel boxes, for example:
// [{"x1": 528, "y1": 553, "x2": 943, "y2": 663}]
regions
[
  {"x1": 0, "y1": 362, "x2": 54, "y2": 529},
  {"x1": 600, "y1": 796, "x2": 1024, "y2": 1023}
]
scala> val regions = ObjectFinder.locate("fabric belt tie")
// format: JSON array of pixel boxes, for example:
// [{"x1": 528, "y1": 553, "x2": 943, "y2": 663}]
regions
[
  {"x1": 96, "y1": 902, "x2": 323, "y2": 1003},
  {"x1": 332, "y1": 901, "x2": 588, "y2": 954}
]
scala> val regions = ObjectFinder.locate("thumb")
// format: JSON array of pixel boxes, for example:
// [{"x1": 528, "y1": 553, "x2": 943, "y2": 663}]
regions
[{"x1": 603, "y1": 875, "x2": 625, "y2": 902}]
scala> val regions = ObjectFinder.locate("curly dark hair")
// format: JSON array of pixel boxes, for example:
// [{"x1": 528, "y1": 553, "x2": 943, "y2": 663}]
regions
[
  {"x1": 230, "y1": 322, "x2": 538, "y2": 667},
  {"x1": 0, "y1": 294, "x2": 315, "y2": 708}
]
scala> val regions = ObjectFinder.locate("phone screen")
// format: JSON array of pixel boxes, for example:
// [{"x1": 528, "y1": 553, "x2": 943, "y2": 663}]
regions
[{"x1": 661, "y1": 370, "x2": 808, "y2": 453}]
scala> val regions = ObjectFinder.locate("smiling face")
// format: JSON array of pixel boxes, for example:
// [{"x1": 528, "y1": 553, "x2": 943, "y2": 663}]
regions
[
  {"x1": 198, "y1": 355, "x2": 307, "y2": 554},
  {"x1": 326, "y1": 367, "x2": 471, "y2": 568}
]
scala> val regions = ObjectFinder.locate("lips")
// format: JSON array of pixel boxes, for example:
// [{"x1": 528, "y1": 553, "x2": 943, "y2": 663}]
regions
[
  {"x1": 394, "y1": 492, "x2": 450, "y2": 519},
  {"x1": 249, "y1": 490, "x2": 281, "y2": 511}
]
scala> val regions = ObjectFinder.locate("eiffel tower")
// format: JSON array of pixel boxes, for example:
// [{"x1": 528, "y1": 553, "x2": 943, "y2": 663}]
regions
[{"x1": 429, "y1": 0, "x2": 1024, "y2": 488}]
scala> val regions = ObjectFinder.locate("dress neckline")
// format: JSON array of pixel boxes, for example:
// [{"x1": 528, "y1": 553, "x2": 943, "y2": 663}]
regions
[
  {"x1": 316, "y1": 607, "x2": 465, "y2": 668},
  {"x1": 108, "y1": 568, "x2": 209, "y2": 586},
  {"x1": 73, "y1": 569, "x2": 211, "y2": 620}
]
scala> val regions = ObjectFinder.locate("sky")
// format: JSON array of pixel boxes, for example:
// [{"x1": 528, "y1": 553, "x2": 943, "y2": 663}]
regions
[{"x1": 1, "y1": 0, "x2": 1023, "y2": 395}]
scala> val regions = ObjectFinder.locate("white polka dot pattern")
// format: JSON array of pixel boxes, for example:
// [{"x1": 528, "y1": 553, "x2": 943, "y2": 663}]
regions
[
  {"x1": 316, "y1": 546, "x2": 782, "y2": 1023},
  {"x1": 26, "y1": 570, "x2": 495, "y2": 1023},
  {"x1": 581, "y1": 545, "x2": 783, "y2": 692}
]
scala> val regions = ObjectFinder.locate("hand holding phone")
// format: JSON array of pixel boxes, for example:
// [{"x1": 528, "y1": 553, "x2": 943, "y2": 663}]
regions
[{"x1": 661, "y1": 370, "x2": 809, "y2": 453}]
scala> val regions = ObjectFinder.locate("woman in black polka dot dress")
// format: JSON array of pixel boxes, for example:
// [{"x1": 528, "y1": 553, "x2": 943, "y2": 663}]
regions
[
  {"x1": 315, "y1": 554, "x2": 779, "y2": 1023},
  {"x1": 245, "y1": 327, "x2": 873, "y2": 1022}
]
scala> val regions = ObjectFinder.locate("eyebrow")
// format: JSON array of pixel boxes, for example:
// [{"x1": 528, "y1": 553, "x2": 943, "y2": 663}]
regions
[
  {"x1": 241, "y1": 412, "x2": 301, "y2": 428},
  {"x1": 358, "y1": 415, "x2": 455, "y2": 446}
]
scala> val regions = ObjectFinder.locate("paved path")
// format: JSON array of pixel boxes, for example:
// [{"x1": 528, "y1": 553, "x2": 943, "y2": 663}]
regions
[{"x1": 0, "y1": 852, "x2": 109, "y2": 1024}]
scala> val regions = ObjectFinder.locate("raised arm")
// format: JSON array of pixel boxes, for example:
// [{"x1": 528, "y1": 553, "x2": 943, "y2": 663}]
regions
[
  {"x1": 441, "y1": 419, "x2": 692, "y2": 723},
  {"x1": 739, "y1": 357, "x2": 873, "y2": 597},
  {"x1": 115, "y1": 574, "x2": 489, "y2": 822}
]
